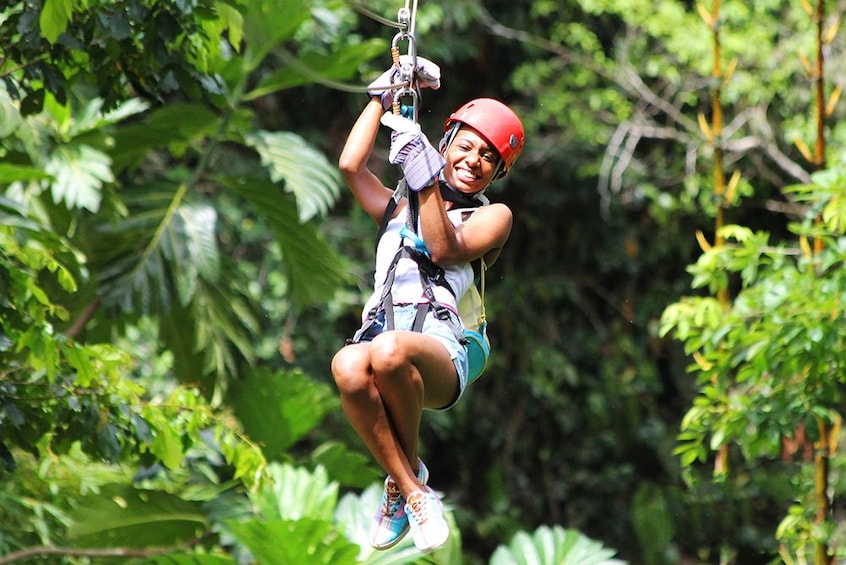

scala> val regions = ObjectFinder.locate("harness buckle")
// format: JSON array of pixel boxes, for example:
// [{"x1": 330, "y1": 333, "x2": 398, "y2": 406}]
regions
[{"x1": 432, "y1": 303, "x2": 452, "y2": 321}]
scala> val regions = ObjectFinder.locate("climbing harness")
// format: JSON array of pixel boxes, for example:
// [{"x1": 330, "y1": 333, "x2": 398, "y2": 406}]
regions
[
  {"x1": 350, "y1": 193, "x2": 492, "y2": 384},
  {"x1": 347, "y1": 0, "x2": 492, "y2": 383}
]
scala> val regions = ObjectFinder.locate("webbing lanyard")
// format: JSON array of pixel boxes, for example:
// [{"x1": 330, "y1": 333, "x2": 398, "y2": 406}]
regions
[{"x1": 390, "y1": 0, "x2": 420, "y2": 121}]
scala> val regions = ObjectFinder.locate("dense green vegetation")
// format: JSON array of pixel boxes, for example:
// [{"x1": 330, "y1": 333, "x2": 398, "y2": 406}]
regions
[{"x1": 2, "y1": 0, "x2": 846, "y2": 563}]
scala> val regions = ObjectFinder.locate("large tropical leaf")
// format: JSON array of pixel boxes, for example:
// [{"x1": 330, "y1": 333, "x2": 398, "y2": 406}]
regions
[
  {"x1": 217, "y1": 174, "x2": 351, "y2": 306},
  {"x1": 240, "y1": 0, "x2": 311, "y2": 72},
  {"x1": 252, "y1": 463, "x2": 337, "y2": 522},
  {"x1": 244, "y1": 39, "x2": 387, "y2": 100},
  {"x1": 230, "y1": 367, "x2": 338, "y2": 459},
  {"x1": 159, "y1": 280, "x2": 260, "y2": 401},
  {"x1": 67, "y1": 484, "x2": 208, "y2": 547},
  {"x1": 311, "y1": 441, "x2": 382, "y2": 490},
  {"x1": 93, "y1": 182, "x2": 220, "y2": 316},
  {"x1": 243, "y1": 130, "x2": 341, "y2": 222},
  {"x1": 227, "y1": 464, "x2": 359, "y2": 565},
  {"x1": 109, "y1": 103, "x2": 219, "y2": 172},
  {"x1": 87, "y1": 182, "x2": 261, "y2": 391},
  {"x1": 489, "y1": 525, "x2": 626, "y2": 565},
  {"x1": 227, "y1": 518, "x2": 359, "y2": 565}
]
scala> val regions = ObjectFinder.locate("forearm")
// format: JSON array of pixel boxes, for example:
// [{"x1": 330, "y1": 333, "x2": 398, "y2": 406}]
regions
[
  {"x1": 339, "y1": 99, "x2": 393, "y2": 221},
  {"x1": 417, "y1": 183, "x2": 461, "y2": 264},
  {"x1": 338, "y1": 98, "x2": 384, "y2": 176}
]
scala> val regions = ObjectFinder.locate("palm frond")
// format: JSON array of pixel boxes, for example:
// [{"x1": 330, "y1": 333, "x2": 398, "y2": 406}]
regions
[
  {"x1": 217, "y1": 174, "x2": 351, "y2": 307},
  {"x1": 93, "y1": 182, "x2": 219, "y2": 317},
  {"x1": 243, "y1": 130, "x2": 341, "y2": 222}
]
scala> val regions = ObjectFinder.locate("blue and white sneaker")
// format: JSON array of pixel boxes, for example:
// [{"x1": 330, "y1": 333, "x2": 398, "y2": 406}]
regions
[
  {"x1": 369, "y1": 460, "x2": 429, "y2": 550},
  {"x1": 405, "y1": 486, "x2": 449, "y2": 553}
]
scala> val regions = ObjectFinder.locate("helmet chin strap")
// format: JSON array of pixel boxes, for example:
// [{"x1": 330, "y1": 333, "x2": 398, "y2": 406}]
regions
[{"x1": 438, "y1": 174, "x2": 490, "y2": 207}]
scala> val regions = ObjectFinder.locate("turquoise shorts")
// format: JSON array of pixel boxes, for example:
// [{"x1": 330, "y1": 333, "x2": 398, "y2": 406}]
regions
[{"x1": 358, "y1": 303, "x2": 469, "y2": 409}]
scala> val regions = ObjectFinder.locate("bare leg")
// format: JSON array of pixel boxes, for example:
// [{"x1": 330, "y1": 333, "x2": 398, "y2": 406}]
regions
[{"x1": 331, "y1": 330, "x2": 459, "y2": 498}]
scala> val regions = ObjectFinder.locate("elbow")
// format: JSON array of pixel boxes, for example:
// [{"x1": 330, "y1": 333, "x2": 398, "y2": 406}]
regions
[
  {"x1": 427, "y1": 248, "x2": 461, "y2": 266},
  {"x1": 338, "y1": 153, "x2": 359, "y2": 177},
  {"x1": 338, "y1": 152, "x2": 372, "y2": 187}
]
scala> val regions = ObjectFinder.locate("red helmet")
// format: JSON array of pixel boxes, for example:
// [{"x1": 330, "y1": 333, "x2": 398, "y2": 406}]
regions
[{"x1": 444, "y1": 98, "x2": 524, "y2": 177}]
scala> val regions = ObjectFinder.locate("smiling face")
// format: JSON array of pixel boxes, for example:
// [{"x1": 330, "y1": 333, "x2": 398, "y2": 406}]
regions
[{"x1": 441, "y1": 126, "x2": 501, "y2": 194}]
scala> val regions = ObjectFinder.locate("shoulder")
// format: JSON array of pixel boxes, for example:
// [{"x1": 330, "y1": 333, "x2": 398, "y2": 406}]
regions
[
  {"x1": 451, "y1": 202, "x2": 513, "y2": 263},
  {"x1": 464, "y1": 202, "x2": 512, "y2": 228}
]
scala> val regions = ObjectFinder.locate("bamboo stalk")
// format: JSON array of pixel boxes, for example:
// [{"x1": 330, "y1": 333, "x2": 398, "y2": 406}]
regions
[
  {"x1": 707, "y1": 0, "x2": 732, "y2": 485},
  {"x1": 811, "y1": 2, "x2": 831, "y2": 563}
]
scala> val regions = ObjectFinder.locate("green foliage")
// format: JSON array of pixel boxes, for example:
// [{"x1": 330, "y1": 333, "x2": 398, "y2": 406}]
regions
[
  {"x1": 244, "y1": 130, "x2": 341, "y2": 222},
  {"x1": 68, "y1": 484, "x2": 208, "y2": 547},
  {"x1": 0, "y1": 196, "x2": 266, "y2": 558},
  {"x1": 661, "y1": 159, "x2": 846, "y2": 560},
  {"x1": 0, "y1": 0, "x2": 372, "y2": 559},
  {"x1": 630, "y1": 483, "x2": 674, "y2": 564},
  {"x1": 1, "y1": 0, "x2": 231, "y2": 111},
  {"x1": 228, "y1": 518, "x2": 360, "y2": 565},
  {"x1": 9, "y1": 0, "x2": 846, "y2": 562},
  {"x1": 1, "y1": 0, "x2": 361, "y2": 397},
  {"x1": 217, "y1": 173, "x2": 350, "y2": 308},
  {"x1": 225, "y1": 463, "x2": 360, "y2": 564},
  {"x1": 230, "y1": 367, "x2": 339, "y2": 461},
  {"x1": 490, "y1": 525, "x2": 625, "y2": 565}
]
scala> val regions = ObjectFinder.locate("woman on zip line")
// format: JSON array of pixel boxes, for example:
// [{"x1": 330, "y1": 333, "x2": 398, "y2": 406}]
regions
[{"x1": 331, "y1": 57, "x2": 524, "y2": 553}]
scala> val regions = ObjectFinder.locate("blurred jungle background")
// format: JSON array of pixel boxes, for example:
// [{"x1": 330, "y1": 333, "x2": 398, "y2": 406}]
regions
[{"x1": 3, "y1": 0, "x2": 846, "y2": 563}]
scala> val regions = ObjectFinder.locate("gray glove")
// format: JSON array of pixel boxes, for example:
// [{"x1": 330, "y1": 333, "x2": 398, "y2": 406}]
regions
[
  {"x1": 367, "y1": 56, "x2": 441, "y2": 110},
  {"x1": 381, "y1": 113, "x2": 445, "y2": 191}
]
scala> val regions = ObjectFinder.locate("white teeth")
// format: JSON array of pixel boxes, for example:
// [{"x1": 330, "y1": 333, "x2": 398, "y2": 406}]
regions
[{"x1": 457, "y1": 170, "x2": 477, "y2": 182}]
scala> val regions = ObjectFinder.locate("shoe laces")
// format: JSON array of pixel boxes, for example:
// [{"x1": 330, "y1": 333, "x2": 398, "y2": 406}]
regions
[
  {"x1": 381, "y1": 480, "x2": 403, "y2": 517},
  {"x1": 406, "y1": 492, "x2": 431, "y2": 525}
]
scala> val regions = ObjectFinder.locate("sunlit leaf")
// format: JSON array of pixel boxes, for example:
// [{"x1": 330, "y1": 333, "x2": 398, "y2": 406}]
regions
[
  {"x1": 68, "y1": 484, "x2": 208, "y2": 547},
  {"x1": 0, "y1": 82, "x2": 23, "y2": 137},
  {"x1": 70, "y1": 97, "x2": 150, "y2": 137},
  {"x1": 151, "y1": 424, "x2": 184, "y2": 470},
  {"x1": 40, "y1": 0, "x2": 73, "y2": 44},
  {"x1": 46, "y1": 143, "x2": 114, "y2": 212},
  {"x1": 244, "y1": 130, "x2": 341, "y2": 221},
  {"x1": 245, "y1": 39, "x2": 386, "y2": 99},
  {"x1": 217, "y1": 174, "x2": 351, "y2": 306},
  {"x1": 240, "y1": 0, "x2": 311, "y2": 72},
  {"x1": 490, "y1": 525, "x2": 625, "y2": 565},
  {"x1": 252, "y1": 463, "x2": 337, "y2": 521},
  {"x1": 227, "y1": 518, "x2": 359, "y2": 565}
]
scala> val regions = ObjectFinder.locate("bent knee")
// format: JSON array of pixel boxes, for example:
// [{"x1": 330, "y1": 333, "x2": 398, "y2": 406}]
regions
[
  {"x1": 331, "y1": 346, "x2": 372, "y2": 394},
  {"x1": 368, "y1": 333, "x2": 410, "y2": 375}
]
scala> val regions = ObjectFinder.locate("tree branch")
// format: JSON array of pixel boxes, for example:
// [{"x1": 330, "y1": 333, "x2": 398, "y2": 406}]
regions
[
  {"x1": 0, "y1": 541, "x2": 199, "y2": 564},
  {"x1": 64, "y1": 294, "x2": 102, "y2": 339}
]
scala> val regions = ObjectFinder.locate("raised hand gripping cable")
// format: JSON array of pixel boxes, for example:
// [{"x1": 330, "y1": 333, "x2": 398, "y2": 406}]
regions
[{"x1": 375, "y1": 0, "x2": 421, "y2": 251}]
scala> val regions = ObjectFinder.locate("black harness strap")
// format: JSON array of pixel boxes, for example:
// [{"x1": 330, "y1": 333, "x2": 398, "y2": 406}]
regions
[{"x1": 350, "y1": 182, "x2": 483, "y2": 345}]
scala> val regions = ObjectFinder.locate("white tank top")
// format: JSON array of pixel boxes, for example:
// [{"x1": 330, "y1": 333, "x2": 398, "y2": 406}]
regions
[{"x1": 361, "y1": 207, "x2": 474, "y2": 321}]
